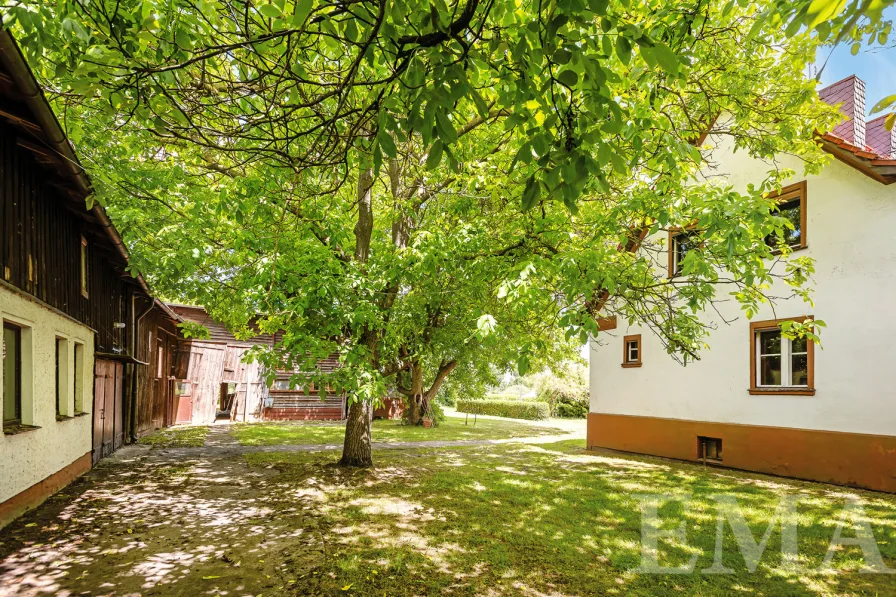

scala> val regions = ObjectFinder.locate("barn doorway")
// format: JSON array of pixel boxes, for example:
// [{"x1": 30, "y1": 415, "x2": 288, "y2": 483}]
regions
[{"x1": 217, "y1": 382, "x2": 237, "y2": 421}]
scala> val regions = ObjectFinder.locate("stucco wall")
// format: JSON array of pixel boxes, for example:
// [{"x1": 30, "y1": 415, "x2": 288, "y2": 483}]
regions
[
  {"x1": 1, "y1": 285, "x2": 94, "y2": 503},
  {"x1": 589, "y1": 137, "x2": 896, "y2": 437}
]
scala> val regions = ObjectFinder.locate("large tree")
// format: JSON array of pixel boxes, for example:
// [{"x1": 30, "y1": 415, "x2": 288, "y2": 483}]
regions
[{"x1": 4, "y1": 0, "x2": 890, "y2": 466}]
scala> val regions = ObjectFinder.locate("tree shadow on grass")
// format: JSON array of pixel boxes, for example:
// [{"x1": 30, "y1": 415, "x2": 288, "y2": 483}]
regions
[
  {"x1": 0, "y1": 442, "x2": 893, "y2": 596},
  {"x1": 245, "y1": 444, "x2": 896, "y2": 596}
]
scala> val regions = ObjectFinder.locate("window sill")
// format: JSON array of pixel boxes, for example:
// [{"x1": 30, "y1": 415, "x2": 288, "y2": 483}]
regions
[
  {"x1": 3, "y1": 423, "x2": 41, "y2": 436},
  {"x1": 56, "y1": 414, "x2": 75, "y2": 422},
  {"x1": 769, "y1": 244, "x2": 808, "y2": 256},
  {"x1": 748, "y1": 388, "x2": 816, "y2": 396},
  {"x1": 73, "y1": 411, "x2": 90, "y2": 417},
  {"x1": 621, "y1": 363, "x2": 642, "y2": 368}
]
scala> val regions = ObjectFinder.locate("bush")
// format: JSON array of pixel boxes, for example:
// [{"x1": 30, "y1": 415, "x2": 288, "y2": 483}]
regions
[
  {"x1": 535, "y1": 375, "x2": 588, "y2": 418},
  {"x1": 554, "y1": 394, "x2": 589, "y2": 418},
  {"x1": 455, "y1": 399, "x2": 550, "y2": 421}
]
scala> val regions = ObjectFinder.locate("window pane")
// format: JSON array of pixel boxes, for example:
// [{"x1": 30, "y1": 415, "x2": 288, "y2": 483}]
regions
[
  {"x1": 56, "y1": 338, "x2": 62, "y2": 416},
  {"x1": 758, "y1": 330, "x2": 781, "y2": 355},
  {"x1": 3, "y1": 324, "x2": 20, "y2": 423},
  {"x1": 766, "y1": 199, "x2": 802, "y2": 248},
  {"x1": 271, "y1": 379, "x2": 297, "y2": 391},
  {"x1": 792, "y1": 354, "x2": 808, "y2": 386},
  {"x1": 791, "y1": 335, "x2": 807, "y2": 354},
  {"x1": 760, "y1": 355, "x2": 781, "y2": 385}
]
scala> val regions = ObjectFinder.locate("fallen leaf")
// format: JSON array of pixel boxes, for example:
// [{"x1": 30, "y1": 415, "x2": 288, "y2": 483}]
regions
[
  {"x1": 341, "y1": 584, "x2": 353, "y2": 591},
  {"x1": 202, "y1": 575, "x2": 221, "y2": 580}
]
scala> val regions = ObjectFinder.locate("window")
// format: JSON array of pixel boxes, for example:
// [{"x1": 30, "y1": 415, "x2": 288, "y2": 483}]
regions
[
  {"x1": 73, "y1": 342, "x2": 85, "y2": 414},
  {"x1": 270, "y1": 375, "x2": 314, "y2": 393},
  {"x1": 80, "y1": 236, "x2": 89, "y2": 298},
  {"x1": 156, "y1": 342, "x2": 164, "y2": 379},
  {"x1": 764, "y1": 181, "x2": 807, "y2": 251},
  {"x1": 749, "y1": 317, "x2": 815, "y2": 395},
  {"x1": 622, "y1": 334, "x2": 642, "y2": 368},
  {"x1": 56, "y1": 337, "x2": 62, "y2": 416},
  {"x1": 55, "y1": 337, "x2": 70, "y2": 418},
  {"x1": 698, "y1": 436, "x2": 722, "y2": 462},
  {"x1": 668, "y1": 229, "x2": 699, "y2": 277},
  {"x1": 3, "y1": 322, "x2": 22, "y2": 426}
]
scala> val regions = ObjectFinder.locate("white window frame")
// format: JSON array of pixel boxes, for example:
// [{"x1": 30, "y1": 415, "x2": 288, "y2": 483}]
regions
[{"x1": 755, "y1": 330, "x2": 808, "y2": 388}]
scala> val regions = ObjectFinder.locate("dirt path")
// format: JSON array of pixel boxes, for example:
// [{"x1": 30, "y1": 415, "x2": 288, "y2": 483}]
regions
[{"x1": 0, "y1": 428, "x2": 580, "y2": 596}]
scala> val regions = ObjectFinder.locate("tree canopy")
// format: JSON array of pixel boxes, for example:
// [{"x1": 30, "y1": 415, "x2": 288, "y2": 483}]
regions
[{"x1": 4, "y1": 0, "x2": 890, "y2": 464}]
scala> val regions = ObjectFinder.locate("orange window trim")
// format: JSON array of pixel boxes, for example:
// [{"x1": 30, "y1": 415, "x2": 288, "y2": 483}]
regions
[
  {"x1": 667, "y1": 224, "x2": 700, "y2": 279},
  {"x1": 622, "y1": 334, "x2": 642, "y2": 368},
  {"x1": 748, "y1": 316, "x2": 815, "y2": 396},
  {"x1": 598, "y1": 316, "x2": 617, "y2": 331},
  {"x1": 765, "y1": 180, "x2": 808, "y2": 251}
]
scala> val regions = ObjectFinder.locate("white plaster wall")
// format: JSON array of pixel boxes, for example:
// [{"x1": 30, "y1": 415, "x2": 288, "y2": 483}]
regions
[
  {"x1": 0, "y1": 286, "x2": 94, "y2": 503},
  {"x1": 590, "y1": 137, "x2": 896, "y2": 436}
]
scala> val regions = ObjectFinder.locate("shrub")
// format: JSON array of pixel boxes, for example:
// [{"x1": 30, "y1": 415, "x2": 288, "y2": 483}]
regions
[
  {"x1": 455, "y1": 399, "x2": 550, "y2": 421},
  {"x1": 535, "y1": 375, "x2": 588, "y2": 418},
  {"x1": 555, "y1": 394, "x2": 589, "y2": 418}
]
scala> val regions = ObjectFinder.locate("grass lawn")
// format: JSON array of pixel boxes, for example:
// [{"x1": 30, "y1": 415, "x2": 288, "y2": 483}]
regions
[
  {"x1": 136, "y1": 424, "x2": 209, "y2": 448},
  {"x1": 245, "y1": 440, "x2": 896, "y2": 596},
  {"x1": 232, "y1": 415, "x2": 562, "y2": 446}
]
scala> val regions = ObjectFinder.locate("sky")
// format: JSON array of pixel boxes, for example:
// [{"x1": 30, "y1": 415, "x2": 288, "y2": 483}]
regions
[{"x1": 815, "y1": 7, "x2": 896, "y2": 115}]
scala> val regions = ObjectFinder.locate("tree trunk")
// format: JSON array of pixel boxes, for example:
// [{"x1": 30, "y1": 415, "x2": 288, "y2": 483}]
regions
[
  {"x1": 340, "y1": 168, "x2": 376, "y2": 468},
  {"x1": 340, "y1": 398, "x2": 373, "y2": 467},
  {"x1": 406, "y1": 361, "x2": 425, "y2": 426}
]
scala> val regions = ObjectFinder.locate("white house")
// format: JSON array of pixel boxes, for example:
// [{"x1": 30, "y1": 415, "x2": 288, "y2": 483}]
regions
[{"x1": 588, "y1": 75, "x2": 896, "y2": 493}]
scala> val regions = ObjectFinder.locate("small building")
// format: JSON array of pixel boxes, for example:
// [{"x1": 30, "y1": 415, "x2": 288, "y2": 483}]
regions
[
  {"x1": 588, "y1": 75, "x2": 896, "y2": 493},
  {"x1": 168, "y1": 304, "x2": 346, "y2": 423},
  {"x1": 0, "y1": 31, "x2": 180, "y2": 527}
]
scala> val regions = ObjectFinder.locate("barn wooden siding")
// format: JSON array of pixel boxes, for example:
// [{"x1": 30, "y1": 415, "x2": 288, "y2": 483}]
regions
[
  {"x1": 130, "y1": 303, "x2": 180, "y2": 438},
  {"x1": 0, "y1": 121, "x2": 134, "y2": 355},
  {"x1": 170, "y1": 304, "x2": 347, "y2": 423}
]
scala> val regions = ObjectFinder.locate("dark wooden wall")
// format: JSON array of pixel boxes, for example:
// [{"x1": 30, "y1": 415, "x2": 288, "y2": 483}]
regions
[
  {"x1": 0, "y1": 121, "x2": 134, "y2": 354},
  {"x1": 131, "y1": 303, "x2": 180, "y2": 438}
]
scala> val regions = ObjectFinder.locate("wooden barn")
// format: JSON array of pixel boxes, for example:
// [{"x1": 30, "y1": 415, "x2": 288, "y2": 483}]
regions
[
  {"x1": 168, "y1": 304, "x2": 347, "y2": 424},
  {"x1": 0, "y1": 30, "x2": 180, "y2": 527}
]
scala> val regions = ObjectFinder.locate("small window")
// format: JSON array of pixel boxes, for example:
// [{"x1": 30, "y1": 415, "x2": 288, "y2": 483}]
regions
[
  {"x1": 698, "y1": 436, "x2": 722, "y2": 462},
  {"x1": 55, "y1": 337, "x2": 70, "y2": 418},
  {"x1": 56, "y1": 338, "x2": 63, "y2": 416},
  {"x1": 156, "y1": 342, "x2": 164, "y2": 379},
  {"x1": 749, "y1": 317, "x2": 815, "y2": 395},
  {"x1": 668, "y1": 229, "x2": 699, "y2": 277},
  {"x1": 622, "y1": 334, "x2": 642, "y2": 368},
  {"x1": 73, "y1": 342, "x2": 85, "y2": 413},
  {"x1": 764, "y1": 181, "x2": 807, "y2": 251},
  {"x1": 80, "y1": 236, "x2": 89, "y2": 298},
  {"x1": 3, "y1": 322, "x2": 22, "y2": 426}
]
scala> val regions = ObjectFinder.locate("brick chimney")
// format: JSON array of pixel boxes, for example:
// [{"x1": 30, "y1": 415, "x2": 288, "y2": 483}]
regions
[
  {"x1": 866, "y1": 115, "x2": 895, "y2": 158},
  {"x1": 819, "y1": 75, "x2": 866, "y2": 148}
]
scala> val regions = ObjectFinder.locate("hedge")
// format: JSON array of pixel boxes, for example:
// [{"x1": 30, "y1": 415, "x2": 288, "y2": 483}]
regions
[{"x1": 455, "y1": 399, "x2": 550, "y2": 421}]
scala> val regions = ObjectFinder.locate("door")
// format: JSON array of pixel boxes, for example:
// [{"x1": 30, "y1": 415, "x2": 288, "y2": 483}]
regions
[
  {"x1": 174, "y1": 380, "x2": 193, "y2": 424},
  {"x1": 93, "y1": 359, "x2": 124, "y2": 464}
]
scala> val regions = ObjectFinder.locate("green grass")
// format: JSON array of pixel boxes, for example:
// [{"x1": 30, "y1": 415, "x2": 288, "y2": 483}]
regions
[
  {"x1": 231, "y1": 416, "x2": 562, "y2": 446},
  {"x1": 137, "y1": 425, "x2": 209, "y2": 448},
  {"x1": 244, "y1": 443, "x2": 896, "y2": 596}
]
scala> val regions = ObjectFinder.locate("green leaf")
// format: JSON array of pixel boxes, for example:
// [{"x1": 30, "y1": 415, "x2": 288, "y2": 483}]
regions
[
  {"x1": 650, "y1": 42, "x2": 679, "y2": 75},
  {"x1": 805, "y1": 0, "x2": 847, "y2": 30},
  {"x1": 425, "y1": 140, "x2": 444, "y2": 170},
  {"x1": 292, "y1": 0, "x2": 314, "y2": 26},
  {"x1": 435, "y1": 111, "x2": 458, "y2": 144},
  {"x1": 557, "y1": 70, "x2": 578, "y2": 87},
  {"x1": 258, "y1": 4, "x2": 282, "y2": 18},
  {"x1": 377, "y1": 130, "x2": 396, "y2": 158},
  {"x1": 870, "y1": 93, "x2": 896, "y2": 115},
  {"x1": 521, "y1": 176, "x2": 540, "y2": 211}
]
